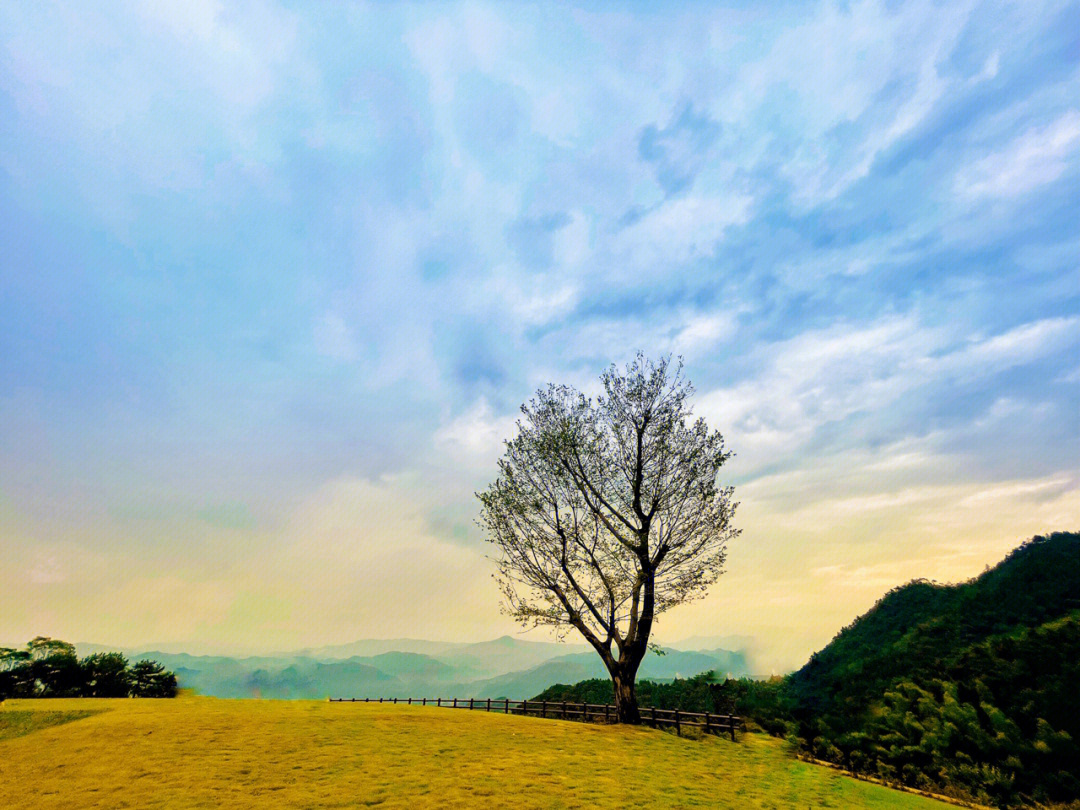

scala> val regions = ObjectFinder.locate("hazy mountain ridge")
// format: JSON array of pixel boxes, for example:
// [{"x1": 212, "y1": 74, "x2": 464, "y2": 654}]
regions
[{"x1": 72, "y1": 636, "x2": 751, "y2": 700}]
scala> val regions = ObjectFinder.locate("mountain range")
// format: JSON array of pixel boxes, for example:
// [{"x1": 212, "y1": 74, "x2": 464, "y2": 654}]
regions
[{"x1": 74, "y1": 634, "x2": 753, "y2": 700}]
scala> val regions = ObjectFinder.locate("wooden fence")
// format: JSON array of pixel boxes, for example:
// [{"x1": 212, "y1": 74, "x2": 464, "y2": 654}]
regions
[{"x1": 328, "y1": 696, "x2": 741, "y2": 740}]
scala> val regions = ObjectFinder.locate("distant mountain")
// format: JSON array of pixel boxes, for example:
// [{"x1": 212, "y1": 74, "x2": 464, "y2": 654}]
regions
[
  {"x1": 465, "y1": 647, "x2": 752, "y2": 699},
  {"x1": 71, "y1": 633, "x2": 747, "y2": 702},
  {"x1": 668, "y1": 635, "x2": 755, "y2": 653},
  {"x1": 468, "y1": 657, "x2": 602, "y2": 699},
  {"x1": 433, "y1": 636, "x2": 590, "y2": 680},
  {"x1": 280, "y1": 638, "x2": 465, "y2": 660},
  {"x1": 361, "y1": 652, "x2": 459, "y2": 681},
  {"x1": 275, "y1": 635, "x2": 590, "y2": 669}
]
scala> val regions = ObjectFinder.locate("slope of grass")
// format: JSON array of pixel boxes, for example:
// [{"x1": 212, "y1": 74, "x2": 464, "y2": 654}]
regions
[
  {"x1": 0, "y1": 697, "x2": 952, "y2": 809},
  {"x1": 0, "y1": 707, "x2": 103, "y2": 741}
]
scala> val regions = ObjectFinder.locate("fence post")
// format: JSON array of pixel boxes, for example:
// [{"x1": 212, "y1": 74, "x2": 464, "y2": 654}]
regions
[
  {"x1": 422, "y1": 697, "x2": 426, "y2": 706},
  {"x1": 674, "y1": 708, "x2": 680, "y2": 736},
  {"x1": 522, "y1": 699, "x2": 527, "y2": 716},
  {"x1": 453, "y1": 698, "x2": 457, "y2": 708},
  {"x1": 469, "y1": 698, "x2": 474, "y2": 710},
  {"x1": 705, "y1": 712, "x2": 711, "y2": 735},
  {"x1": 542, "y1": 700, "x2": 547, "y2": 719},
  {"x1": 729, "y1": 715, "x2": 735, "y2": 742},
  {"x1": 650, "y1": 707, "x2": 656, "y2": 728},
  {"x1": 605, "y1": 704, "x2": 610, "y2": 722},
  {"x1": 562, "y1": 701, "x2": 567, "y2": 720},
  {"x1": 583, "y1": 703, "x2": 589, "y2": 722},
  {"x1": 393, "y1": 697, "x2": 397, "y2": 704}
]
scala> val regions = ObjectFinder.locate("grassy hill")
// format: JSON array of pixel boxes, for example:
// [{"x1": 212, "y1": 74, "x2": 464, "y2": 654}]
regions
[{"x1": 0, "y1": 696, "x2": 953, "y2": 809}]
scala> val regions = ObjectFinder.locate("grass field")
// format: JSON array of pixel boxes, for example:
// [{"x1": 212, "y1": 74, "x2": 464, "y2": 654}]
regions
[{"x1": 0, "y1": 697, "x2": 953, "y2": 809}]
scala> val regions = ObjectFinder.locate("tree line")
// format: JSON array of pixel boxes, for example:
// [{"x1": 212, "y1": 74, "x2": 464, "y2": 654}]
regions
[{"x1": 0, "y1": 637, "x2": 178, "y2": 699}]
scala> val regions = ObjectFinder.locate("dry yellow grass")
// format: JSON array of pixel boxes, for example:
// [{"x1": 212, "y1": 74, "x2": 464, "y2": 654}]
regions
[{"x1": 0, "y1": 697, "x2": 952, "y2": 809}]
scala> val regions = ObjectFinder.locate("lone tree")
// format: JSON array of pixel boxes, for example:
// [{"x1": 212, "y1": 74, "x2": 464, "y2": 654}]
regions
[{"x1": 478, "y1": 354, "x2": 738, "y2": 723}]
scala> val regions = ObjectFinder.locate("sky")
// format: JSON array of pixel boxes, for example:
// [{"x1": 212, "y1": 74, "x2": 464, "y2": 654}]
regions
[{"x1": 1, "y1": 0, "x2": 1078, "y2": 672}]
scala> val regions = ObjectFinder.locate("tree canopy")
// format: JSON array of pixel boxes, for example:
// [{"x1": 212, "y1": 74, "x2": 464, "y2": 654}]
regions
[
  {"x1": 0, "y1": 637, "x2": 177, "y2": 700},
  {"x1": 478, "y1": 354, "x2": 738, "y2": 722}
]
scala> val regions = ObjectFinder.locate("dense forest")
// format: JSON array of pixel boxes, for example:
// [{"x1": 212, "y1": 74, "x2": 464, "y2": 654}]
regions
[
  {"x1": 537, "y1": 532, "x2": 1080, "y2": 809},
  {"x1": 0, "y1": 637, "x2": 177, "y2": 699}
]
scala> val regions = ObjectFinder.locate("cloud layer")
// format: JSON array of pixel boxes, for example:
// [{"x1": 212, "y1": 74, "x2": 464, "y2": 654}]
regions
[{"x1": 1, "y1": 0, "x2": 1077, "y2": 669}]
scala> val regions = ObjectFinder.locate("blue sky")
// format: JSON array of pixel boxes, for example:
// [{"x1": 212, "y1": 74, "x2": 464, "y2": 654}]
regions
[{"x1": 2, "y1": 1, "x2": 1078, "y2": 669}]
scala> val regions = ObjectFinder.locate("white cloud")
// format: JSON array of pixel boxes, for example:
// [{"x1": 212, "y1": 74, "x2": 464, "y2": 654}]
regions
[
  {"x1": 433, "y1": 398, "x2": 517, "y2": 468},
  {"x1": 955, "y1": 110, "x2": 1080, "y2": 199},
  {"x1": 671, "y1": 313, "x2": 735, "y2": 355},
  {"x1": 959, "y1": 475, "x2": 1074, "y2": 507},
  {"x1": 312, "y1": 312, "x2": 357, "y2": 362},
  {"x1": 28, "y1": 554, "x2": 66, "y2": 585},
  {"x1": 0, "y1": 0, "x2": 306, "y2": 233},
  {"x1": 972, "y1": 51, "x2": 1000, "y2": 84},
  {"x1": 698, "y1": 315, "x2": 1080, "y2": 466},
  {"x1": 534, "y1": 306, "x2": 736, "y2": 367},
  {"x1": 613, "y1": 195, "x2": 754, "y2": 266},
  {"x1": 482, "y1": 273, "x2": 580, "y2": 327},
  {"x1": 945, "y1": 316, "x2": 1080, "y2": 373},
  {"x1": 729, "y1": 0, "x2": 975, "y2": 204},
  {"x1": 552, "y1": 210, "x2": 592, "y2": 268}
]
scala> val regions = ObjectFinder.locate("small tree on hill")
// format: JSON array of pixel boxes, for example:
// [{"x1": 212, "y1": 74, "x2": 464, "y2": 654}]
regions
[
  {"x1": 82, "y1": 652, "x2": 131, "y2": 698},
  {"x1": 22, "y1": 638, "x2": 83, "y2": 696},
  {"x1": 478, "y1": 355, "x2": 738, "y2": 723},
  {"x1": 131, "y1": 659, "x2": 178, "y2": 698},
  {"x1": 27, "y1": 636, "x2": 75, "y2": 661}
]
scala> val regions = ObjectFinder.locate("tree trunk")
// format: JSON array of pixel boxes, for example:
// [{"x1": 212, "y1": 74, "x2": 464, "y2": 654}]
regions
[{"x1": 612, "y1": 670, "x2": 641, "y2": 724}]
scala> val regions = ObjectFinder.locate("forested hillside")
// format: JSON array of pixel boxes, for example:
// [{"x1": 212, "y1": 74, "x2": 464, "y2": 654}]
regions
[{"x1": 770, "y1": 532, "x2": 1080, "y2": 807}]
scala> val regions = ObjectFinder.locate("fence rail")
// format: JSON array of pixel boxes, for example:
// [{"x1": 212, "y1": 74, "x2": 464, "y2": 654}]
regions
[{"x1": 328, "y1": 696, "x2": 741, "y2": 740}]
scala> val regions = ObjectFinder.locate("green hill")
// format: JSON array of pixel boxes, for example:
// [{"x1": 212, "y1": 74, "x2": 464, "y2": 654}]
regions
[
  {"x1": 763, "y1": 531, "x2": 1080, "y2": 808},
  {"x1": 788, "y1": 531, "x2": 1080, "y2": 722}
]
